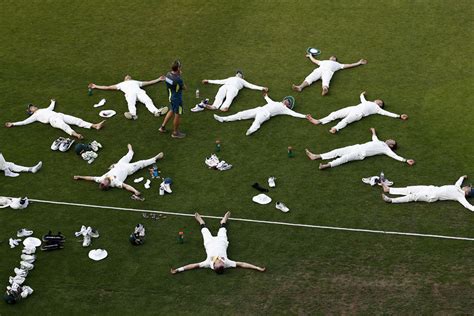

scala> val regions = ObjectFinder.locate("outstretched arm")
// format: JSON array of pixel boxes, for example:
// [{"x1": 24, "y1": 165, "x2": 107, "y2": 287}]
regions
[
  {"x1": 47, "y1": 99, "x2": 56, "y2": 111},
  {"x1": 242, "y1": 79, "x2": 268, "y2": 91},
  {"x1": 88, "y1": 83, "x2": 118, "y2": 90},
  {"x1": 122, "y1": 183, "x2": 140, "y2": 196},
  {"x1": 455, "y1": 175, "x2": 467, "y2": 187},
  {"x1": 457, "y1": 196, "x2": 474, "y2": 212},
  {"x1": 360, "y1": 91, "x2": 367, "y2": 103},
  {"x1": 306, "y1": 54, "x2": 321, "y2": 65},
  {"x1": 370, "y1": 127, "x2": 379, "y2": 141},
  {"x1": 262, "y1": 91, "x2": 273, "y2": 103},
  {"x1": 6, "y1": 115, "x2": 37, "y2": 127},
  {"x1": 342, "y1": 59, "x2": 367, "y2": 69},
  {"x1": 141, "y1": 75, "x2": 166, "y2": 87},
  {"x1": 73, "y1": 175, "x2": 96, "y2": 181},
  {"x1": 236, "y1": 261, "x2": 266, "y2": 272},
  {"x1": 377, "y1": 108, "x2": 404, "y2": 119},
  {"x1": 204, "y1": 79, "x2": 227, "y2": 85},
  {"x1": 170, "y1": 263, "x2": 201, "y2": 274}
]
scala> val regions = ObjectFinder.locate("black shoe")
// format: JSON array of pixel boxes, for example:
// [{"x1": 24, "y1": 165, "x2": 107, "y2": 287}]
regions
[{"x1": 252, "y1": 182, "x2": 269, "y2": 192}]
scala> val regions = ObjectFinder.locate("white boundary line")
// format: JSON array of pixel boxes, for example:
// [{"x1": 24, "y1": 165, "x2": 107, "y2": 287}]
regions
[{"x1": 28, "y1": 198, "x2": 474, "y2": 242}]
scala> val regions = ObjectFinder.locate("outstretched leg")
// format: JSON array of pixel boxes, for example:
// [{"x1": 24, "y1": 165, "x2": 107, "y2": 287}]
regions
[
  {"x1": 246, "y1": 111, "x2": 271, "y2": 135},
  {"x1": 128, "y1": 152, "x2": 164, "y2": 175},
  {"x1": 293, "y1": 68, "x2": 321, "y2": 92},
  {"x1": 117, "y1": 144, "x2": 134, "y2": 164}
]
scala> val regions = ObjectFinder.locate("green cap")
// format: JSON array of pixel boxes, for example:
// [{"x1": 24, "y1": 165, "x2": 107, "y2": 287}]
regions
[
  {"x1": 283, "y1": 96, "x2": 295, "y2": 110},
  {"x1": 74, "y1": 143, "x2": 89, "y2": 155}
]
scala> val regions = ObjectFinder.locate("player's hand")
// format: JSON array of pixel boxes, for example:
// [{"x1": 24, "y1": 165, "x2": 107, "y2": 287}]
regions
[
  {"x1": 258, "y1": 267, "x2": 266, "y2": 272},
  {"x1": 5, "y1": 122, "x2": 13, "y2": 128},
  {"x1": 400, "y1": 114, "x2": 408, "y2": 120},
  {"x1": 359, "y1": 59, "x2": 368, "y2": 65},
  {"x1": 51, "y1": 98, "x2": 56, "y2": 102},
  {"x1": 202, "y1": 80, "x2": 208, "y2": 84},
  {"x1": 370, "y1": 127, "x2": 376, "y2": 133},
  {"x1": 159, "y1": 75, "x2": 166, "y2": 81},
  {"x1": 263, "y1": 87, "x2": 269, "y2": 92},
  {"x1": 170, "y1": 268, "x2": 177, "y2": 274},
  {"x1": 305, "y1": 53, "x2": 311, "y2": 58},
  {"x1": 407, "y1": 159, "x2": 415, "y2": 166},
  {"x1": 462, "y1": 175, "x2": 468, "y2": 179},
  {"x1": 73, "y1": 176, "x2": 80, "y2": 180},
  {"x1": 262, "y1": 90, "x2": 268, "y2": 97},
  {"x1": 88, "y1": 83, "x2": 96, "y2": 89},
  {"x1": 361, "y1": 91, "x2": 366, "y2": 95}
]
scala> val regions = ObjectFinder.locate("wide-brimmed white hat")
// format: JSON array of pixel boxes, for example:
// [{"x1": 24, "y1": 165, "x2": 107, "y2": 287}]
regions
[
  {"x1": 99, "y1": 110, "x2": 116, "y2": 118},
  {"x1": 23, "y1": 237, "x2": 41, "y2": 248},
  {"x1": 252, "y1": 193, "x2": 272, "y2": 205},
  {"x1": 88, "y1": 249, "x2": 108, "y2": 261}
]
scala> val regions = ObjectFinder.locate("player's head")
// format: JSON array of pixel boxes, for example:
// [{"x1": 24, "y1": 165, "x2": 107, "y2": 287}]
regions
[
  {"x1": 375, "y1": 99, "x2": 385, "y2": 108},
  {"x1": 385, "y1": 139, "x2": 397, "y2": 150},
  {"x1": 171, "y1": 60, "x2": 182, "y2": 73},
  {"x1": 124, "y1": 75, "x2": 132, "y2": 81},
  {"x1": 236, "y1": 70, "x2": 244, "y2": 78},
  {"x1": 99, "y1": 178, "x2": 111, "y2": 190},
  {"x1": 329, "y1": 56, "x2": 338, "y2": 61},
  {"x1": 282, "y1": 96, "x2": 295, "y2": 110},
  {"x1": 213, "y1": 260, "x2": 225, "y2": 275},
  {"x1": 26, "y1": 104, "x2": 38, "y2": 115},
  {"x1": 463, "y1": 185, "x2": 473, "y2": 198}
]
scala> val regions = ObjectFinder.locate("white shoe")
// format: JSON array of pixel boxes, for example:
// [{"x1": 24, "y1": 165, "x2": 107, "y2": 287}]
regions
[
  {"x1": 191, "y1": 104, "x2": 205, "y2": 112},
  {"x1": 14, "y1": 267, "x2": 28, "y2": 278},
  {"x1": 9, "y1": 275, "x2": 25, "y2": 285},
  {"x1": 20, "y1": 254, "x2": 36, "y2": 263},
  {"x1": 75, "y1": 225, "x2": 87, "y2": 237},
  {"x1": 20, "y1": 261, "x2": 34, "y2": 270},
  {"x1": 17, "y1": 228, "x2": 33, "y2": 238},
  {"x1": 216, "y1": 160, "x2": 232, "y2": 171},
  {"x1": 134, "y1": 177, "x2": 144, "y2": 183},
  {"x1": 160, "y1": 182, "x2": 172, "y2": 194},
  {"x1": 89, "y1": 227, "x2": 100, "y2": 238},
  {"x1": 268, "y1": 177, "x2": 276, "y2": 188},
  {"x1": 90, "y1": 140, "x2": 102, "y2": 152},
  {"x1": 144, "y1": 179, "x2": 151, "y2": 189},
  {"x1": 21, "y1": 285, "x2": 34, "y2": 298},
  {"x1": 9, "y1": 238, "x2": 18, "y2": 249},
  {"x1": 31, "y1": 161, "x2": 42, "y2": 173},
  {"x1": 213, "y1": 114, "x2": 224, "y2": 123},
  {"x1": 51, "y1": 137, "x2": 65, "y2": 150},
  {"x1": 93, "y1": 98, "x2": 107, "y2": 108},
  {"x1": 275, "y1": 202, "x2": 290, "y2": 213},
  {"x1": 59, "y1": 138, "x2": 75, "y2": 152},
  {"x1": 22, "y1": 246, "x2": 36, "y2": 254}
]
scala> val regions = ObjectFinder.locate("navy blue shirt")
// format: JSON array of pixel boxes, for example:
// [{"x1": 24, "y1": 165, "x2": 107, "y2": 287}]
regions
[{"x1": 165, "y1": 72, "x2": 183, "y2": 104}]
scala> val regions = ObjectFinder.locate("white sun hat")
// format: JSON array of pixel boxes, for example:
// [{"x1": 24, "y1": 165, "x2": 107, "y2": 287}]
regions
[
  {"x1": 23, "y1": 237, "x2": 41, "y2": 248},
  {"x1": 88, "y1": 249, "x2": 108, "y2": 261},
  {"x1": 99, "y1": 110, "x2": 116, "y2": 118},
  {"x1": 252, "y1": 193, "x2": 272, "y2": 205}
]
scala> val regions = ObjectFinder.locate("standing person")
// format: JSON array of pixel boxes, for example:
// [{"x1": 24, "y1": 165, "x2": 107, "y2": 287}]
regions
[
  {"x1": 73, "y1": 144, "x2": 163, "y2": 199},
  {"x1": 305, "y1": 128, "x2": 415, "y2": 169},
  {"x1": 0, "y1": 153, "x2": 41, "y2": 177},
  {"x1": 214, "y1": 92, "x2": 308, "y2": 136},
  {"x1": 381, "y1": 176, "x2": 474, "y2": 212},
  {"x1": 192, "y1": 70, "x2": 268, "y2": 112},
  {"x1": 170, "y1": 212, "x2": 266, "y2": 275},
  {"x1": 5, "y1": 99, "x2": 104, "y2": 139},
  {"x1": 292, "y1": 55, "x2": 367, "y2": 95},
  {"x1": 159, "y1": 60, "x2": 186, "y2": 138},
  {"x1": 307, "y1": 91, "x2": 408, "y2": 133},
  {"x1": 88, "y1": 75, "x2": 169, "y2": 120}
]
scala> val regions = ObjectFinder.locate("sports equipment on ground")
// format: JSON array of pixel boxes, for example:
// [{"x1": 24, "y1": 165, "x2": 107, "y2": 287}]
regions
[
  {"x1": 59, "y1": 138, "x2": 75, "y2": 152},
  {"x1": 93, "y1": 98, "x2": 107, "y2": 108},
  {"x1": 306, "y1": 47, "x2": 321, "y2": 56},
  {"x1": 276, "y1": 202, "x2": 290, "y2": 212},
  {"x1": 99, "y1": 110, "x2": 116, "y2": 118},
  {"x1": 23, "y1": 237, "x2": 41, "y2": 248},
  {"x1": 252, "y1": 183, "x2": 269, "y2": 193},
  {"x1": 144, "y1": 179, "x2": 151, "y2": 189},
  {"x1": 268, "y1": 177, "x2": 276, "y2": 188},
  {"x1": 51, "y1": 137, "x2": 65, "y2": 150},
  {"x1": 252, "y1": 193, "x2": 272, "y2": 205},
  {"x1": 17, "y1": 228, "x2": 33, "y2": 238},
  {"x1": 88, "y1": 249, "x2": 108, "y2": 261}
]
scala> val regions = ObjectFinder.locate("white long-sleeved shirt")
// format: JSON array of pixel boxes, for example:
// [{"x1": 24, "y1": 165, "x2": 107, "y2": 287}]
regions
[
  {"x1": 198, "y1": 236, "x2": 236, "y2": 269},
  {"x1": 356, "y1": 134, "x2": 406, "y2": 162},
  {"x1": 115, "y1": 80, "x2": 144, "y2": 95},
  {"x1": 318, "y1": 60, "x2": 344, "y2": 73},
  {"x1": 260, "y1": 96, "x2": 306, "y2": 118},
  {"x1": 356, "y1": 94, "x2": 400, "y2": 118},
  {"x1": 208, "y1": 76, "x2": 265, "y2": 91},
  {"x1": 93, "y1": 166, "x2": 128, "y2": 189},
  {"x1": 11, "y1": 100, "x2": 58, "y2": 126}
]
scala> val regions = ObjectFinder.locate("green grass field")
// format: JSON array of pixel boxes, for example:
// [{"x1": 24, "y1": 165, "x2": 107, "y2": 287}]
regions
[{"x1": 1, "y1": 0, "x2": 473, "y2": 314}]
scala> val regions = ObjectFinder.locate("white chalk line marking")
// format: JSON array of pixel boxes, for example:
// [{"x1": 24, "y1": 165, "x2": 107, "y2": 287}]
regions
[{"x1": 27, "y1": 198, "x2": 474, "y2": 242}]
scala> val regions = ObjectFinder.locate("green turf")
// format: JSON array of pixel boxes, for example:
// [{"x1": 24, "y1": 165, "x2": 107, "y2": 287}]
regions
[{"x1": 1, "y1": 0, "x2": 473, "y2": 314}]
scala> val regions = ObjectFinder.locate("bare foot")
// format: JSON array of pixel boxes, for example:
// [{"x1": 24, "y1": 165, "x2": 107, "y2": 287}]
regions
[
  {"x1": 382, "y1": 194, "x2": 392, "y2": 203},
  {"x1": 319, "y1": 163, "x2": 330, "y2": 170},
  {"x1": 194, "y1": 212, "x2": 205, "y2": 225},
  {"x1": 73, "y1": 132, "x2": 84, "y2": 140},
  {"x1": 127, "y1": 144, "x2": 133, "y2": 151},
  {"x1": 154, "y1": 152, "x2": 164, "y2": 160},
  {"x1": 92, "y1": 120, "x2": 106, "y2": 130},
  {"x1": 305, "y1": 148, "x2": 319, "y2": 160},
  {"x1": 306, "y1": 115, "x2": 320, "y2": 125},
  {"x1": 220, "y1": 108, "x2": 229, "y2": 112},
  {"x1": 381, "y1": 183, "x2": 390, "y2": 193},
  {"x1": 292, "y1": 84, "x2": 302, "y2": 92},
  {"x1": 329, "y1": 128, "x2": 337, "y2": 134},
  {"x1": 321, "y1": 87, "x2": 329, "y2": 96},
  {"x1": 221, "y1": 211, "x2": 231, "y2": 224}
]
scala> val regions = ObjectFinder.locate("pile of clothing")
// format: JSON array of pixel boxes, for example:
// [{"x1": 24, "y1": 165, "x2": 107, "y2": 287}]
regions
[
  {"x1": 74, "y1": 225, "x2": 100, "y2": 247},
  {"x1": 129, "y1": 224, "x2": 146, "y2": 245},
  {"x1": 0, "y1": 197, "x2": 29, "y2": 210},
  {"x1": 74, "y1": 141, "x2": 103, "y2": 164}
]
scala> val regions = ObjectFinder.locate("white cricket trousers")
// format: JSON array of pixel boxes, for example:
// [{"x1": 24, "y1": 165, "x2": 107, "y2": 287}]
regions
[
  {"x1": 389, "y1": 186, "x2": 438, "y2": 203},
  {"x1": 201, "y1": 227, "x2": 228, "y2": 247},
  {"x1": 125, "y1": 91, "x2": 159, "y2": 116},
  {"x1": 49, "y1": 113, "x2": 93, "y2": 136},
  {"x1": 116, "y1": 149, "x2": 157, "y2": 175},
  {"x1": 319, "y1": 106, "x2": 363, "y2": 131},
  {"x1": 221, "y1": 107, "x2": 271, "y2": 135},
  {"x1": 320, "y1": 144, "x2": 365, "y2": 167},
  {"x1": 304, "y1": 69, "x2": 335, "y2": 87},
  {"x1": 2, "y1": 162, "x2": 31, "y2": 173},
  {"x1": 213, "y1": 86, "x2": 239, "y2": 111}
]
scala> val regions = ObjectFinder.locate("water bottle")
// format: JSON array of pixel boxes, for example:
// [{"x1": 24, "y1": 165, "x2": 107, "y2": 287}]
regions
[
  {"x1": 88, "y1": 88, "x2": 93, "y2": 96},
  {"x1": 380, "y1": 171, "x2": 385, "y2": 183},
  {"x1": 215, "y1": 140, "x2": 221, "y2": 152},
  {"x1": 195, "y1": 89, "x2": 200, "y2": 99},
  {"x1": 287, "y1": 146, "x2": 294, "y2": 158},
  {"x1": 178, "y1": 231, "x2": 184, "y2": 244}
]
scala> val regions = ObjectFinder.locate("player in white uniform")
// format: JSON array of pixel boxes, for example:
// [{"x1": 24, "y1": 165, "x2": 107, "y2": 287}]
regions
[
  {"x1": 213, "y1": 92, "x2": 307, "y2": 135},
  {"x1": 170, "y1": 212, "x2": 266, "y2": 275},
  {"x1": 192, "y1": 71, "x2": 268, "y2": 112},
  {"x1": 381, "y1": 176, "x2": 474, "y2": 212},
  {"x1": 292, "y1": 55, "x2": 367, "y2": 95},
  {"x1": 5, "y1": 99, "x2": 104, "y2": 139},
  {"x1": 305, "y1": 128, "x2": 415, "y2": 170},
  {"x1": 307, "y1": 91, "x2": 408, "y2": 133},
  {"x1": 0, "y1": 153, "x2": 41, "y2": 177},
  {"x1": 88, "y1": 75, "x2": 168, "y2": 120},
  {"x1": 73, "y1": 144, "x2": 163, "y2": 198}
]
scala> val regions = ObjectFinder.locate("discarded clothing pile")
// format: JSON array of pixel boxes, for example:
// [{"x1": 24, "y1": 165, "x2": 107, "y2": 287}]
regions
[{"x1": 74, "y1": 141, "x2": 103, "y2": 164}]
